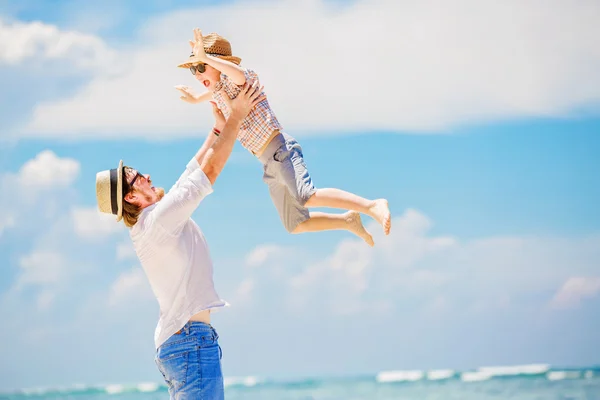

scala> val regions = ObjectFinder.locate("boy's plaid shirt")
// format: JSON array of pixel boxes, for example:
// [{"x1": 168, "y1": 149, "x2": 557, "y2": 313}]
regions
[{"x1": 212, "y1": 68, "x2": 283, "y2": 154}]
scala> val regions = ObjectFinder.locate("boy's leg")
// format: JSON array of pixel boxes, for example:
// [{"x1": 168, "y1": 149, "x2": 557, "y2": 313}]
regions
[
  {"x1": 305, "y1": 189, "x2": 391, "y2": 235},
  {"x1": 292, "y1": 211, "x2": 374, "y2": 246},
  {"x1": 272, "y1": 133, "x2": 391, "y2": 235},
  {"x1": 263, "y1": 143, "x2": 374, "y2": 245}
]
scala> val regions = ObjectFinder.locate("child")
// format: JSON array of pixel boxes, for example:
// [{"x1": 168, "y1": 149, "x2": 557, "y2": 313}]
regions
[{"x1": 175, "y1": 28, "x2": 390, "y2": 246}]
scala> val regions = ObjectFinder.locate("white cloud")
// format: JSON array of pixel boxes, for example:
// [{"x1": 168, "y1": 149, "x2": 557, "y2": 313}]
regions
[
  {"x1": 550, "y1": 277, "x2": 600, "y2": 309},
  {"x1": 16, "y1": 250, "x2": 65, "y2": 288},
  {"x1": 116, "y1": 239, "x2": 136, "y2": 261},
  {"x1": 36, "y1": 290, "x2": 56, "y2": 311},
  {"x1": 108, "y1": 267, "x2": 153, "y2": 307},
  {"x1": 0, "y1": 151, "x2": 80, "y2": 217},
  {"x1": 244, "y1": 244, "x2": 287, "y2": 268},
  {"x1": 0, "y1": 214, "x2": 15, "y2": 238},
  {"x1": 236, "y1": 209, "x2": 600, "y2": 317},
  {"x1": 19, "y1": 0, "x2": 600, "y2": 139},
  {"x1": 0, "y1": 18, "x2": 117, "y2": 70},
  {"x1": 17, "y1": 150, "x2": 80, "y2": 188},
  {"x1": 72, "y1": 207, "x2": 125, "y2": 239}
]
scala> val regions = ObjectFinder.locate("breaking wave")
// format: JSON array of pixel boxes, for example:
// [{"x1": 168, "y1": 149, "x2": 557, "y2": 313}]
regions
[{"x1": 4, "y1": 364, "x2": 599, "y2": 397}]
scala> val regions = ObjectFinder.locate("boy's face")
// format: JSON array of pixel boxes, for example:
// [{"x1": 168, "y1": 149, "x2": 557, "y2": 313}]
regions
[{"x1": 193, "y1": 63, "x2": 221, "y2": 92}]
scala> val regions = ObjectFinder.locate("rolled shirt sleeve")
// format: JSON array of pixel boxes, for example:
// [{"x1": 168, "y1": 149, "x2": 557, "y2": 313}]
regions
[{"x1": 151, "y1": 158, "x2": 213, "y2": 233}]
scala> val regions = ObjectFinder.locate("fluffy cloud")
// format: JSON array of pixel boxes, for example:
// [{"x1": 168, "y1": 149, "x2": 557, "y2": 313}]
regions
[
  {"x1": 108, "y1": 267, "x2": 153, "y2": 307},
  {"x1": 72, "y1": 207, "x2": 126, "y2": 239},
  {"x1": 116, "y1": 239, "x2": 136, "y2": 261},
  {"x1": 19, "y1": 0, "x2": 600, "y2": 139},
  {"x1": 0, "y1": 150, "x2": 80, "y2": 239},
  {"x1": 233, "y1": 209, "x2": 600, "y2": 317},
  {"x1": 0, "y1": 18, "x2": 116, "y2": 70},
  {"x1": 551, "y1": 277, "x2": 600, "y2": 309},
  {"x1": 244, "y1": 243, "x2": 290, "y2": 268},
  {"x1": 17, "y1": 250, "x2": 66, "y2": 288},
  {"x1": 18, "y1": 150, "x2": 80, "y2": 188},
  {"x1": 0, "y1": 214, "x2": 14, "y2": 238}
]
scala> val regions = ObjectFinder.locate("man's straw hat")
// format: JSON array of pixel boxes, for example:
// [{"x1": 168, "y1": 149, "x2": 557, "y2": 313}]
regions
[
  {"x1": 177, "y1": 32, "x2": 241, "y2": 68},
  {"x1": 95, "y1": 160, "x2": 124, "y2": 222}
]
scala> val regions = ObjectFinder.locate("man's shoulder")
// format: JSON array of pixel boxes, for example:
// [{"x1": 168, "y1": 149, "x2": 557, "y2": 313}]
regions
[{"x1": 129, "y1": 206, "x2": 154, "y2": 237}]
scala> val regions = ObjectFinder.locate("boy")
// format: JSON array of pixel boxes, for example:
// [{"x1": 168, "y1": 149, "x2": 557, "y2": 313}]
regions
[{"x1": 175, "y1": 28, "x2": 391, "y2": 246}]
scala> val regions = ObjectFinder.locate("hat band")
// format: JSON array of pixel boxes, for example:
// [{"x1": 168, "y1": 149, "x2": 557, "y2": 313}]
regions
[{"x1": 109, "y1": 168, "x2": 118, "y2": 215}]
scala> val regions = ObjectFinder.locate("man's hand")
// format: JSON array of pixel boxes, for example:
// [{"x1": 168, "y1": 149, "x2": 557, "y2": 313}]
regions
[
  {"x1": 190, "y1": 28, "x2": 207, "y2": 61},
  {"x1": 175, "y1": 85, "x2": 204, "y2": 104},
  {"x1": 223, "y1": 82, "x2": 265, "y2": 121},
  {"x1": 199, "y1": 82, "x2": 266, "y2": 184}
]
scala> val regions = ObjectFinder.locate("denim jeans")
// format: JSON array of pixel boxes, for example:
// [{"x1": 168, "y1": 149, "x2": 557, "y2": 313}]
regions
[{"x1": 154, "y1": 321, "x2": 224, "y2": 399}]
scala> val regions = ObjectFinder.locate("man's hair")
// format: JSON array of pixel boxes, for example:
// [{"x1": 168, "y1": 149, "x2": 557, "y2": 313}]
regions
[{"x1": 121, "y1": 166, "x2": 142, "y2": 228}]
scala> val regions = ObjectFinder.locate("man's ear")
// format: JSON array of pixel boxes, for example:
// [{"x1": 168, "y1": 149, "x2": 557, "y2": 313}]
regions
[{"x1": 124, "y1": 192, "x2": 135, "y2": 203}]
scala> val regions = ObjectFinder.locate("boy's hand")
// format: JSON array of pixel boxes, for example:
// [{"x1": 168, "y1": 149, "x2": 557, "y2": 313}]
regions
[
  {"x1": 175, "y1": 85, "x2": 203, "y2": 104},
  {"x1": 190, "y1": 28, "x2": 207, "y2": 60}
]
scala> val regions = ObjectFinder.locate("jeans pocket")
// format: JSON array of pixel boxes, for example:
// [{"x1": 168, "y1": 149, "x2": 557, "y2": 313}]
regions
[
  {"x1": 199, "y1": 343, "x2": 222, "y2": 381},
  {"x1": 155, "y1": 351, "x2": 189, "y2": 391}
]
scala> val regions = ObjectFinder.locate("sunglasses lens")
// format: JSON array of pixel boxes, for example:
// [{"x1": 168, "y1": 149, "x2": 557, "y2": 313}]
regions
[{"x1": 189, "y1": 64, "x2": 206, "y2": 75}]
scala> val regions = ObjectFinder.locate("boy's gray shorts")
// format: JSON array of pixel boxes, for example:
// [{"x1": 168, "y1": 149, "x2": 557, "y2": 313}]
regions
[{"x1": 257, "y1": 132, "x2": 317, "y2": 233}]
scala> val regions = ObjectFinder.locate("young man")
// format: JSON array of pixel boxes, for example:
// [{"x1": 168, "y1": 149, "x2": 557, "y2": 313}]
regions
[{"x1": 95, "y1": 82, "x2": 265, "y2": 399}]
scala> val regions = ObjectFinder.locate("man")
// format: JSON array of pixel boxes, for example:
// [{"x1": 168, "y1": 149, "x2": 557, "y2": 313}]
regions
[{"x1": 95, "y1": 82, "x2": 265, "y2": 399}]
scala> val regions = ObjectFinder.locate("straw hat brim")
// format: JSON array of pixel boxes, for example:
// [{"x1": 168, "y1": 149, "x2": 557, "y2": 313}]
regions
[
  {"x1": 95, "y1": 159, "x2": 124, "y2": 222},
  {"x1": 115, "y1": 159, "x2": 123, "y2": 221},
  {"x1": 177, "y1": 54, "x2": 242, "y2": 68}
]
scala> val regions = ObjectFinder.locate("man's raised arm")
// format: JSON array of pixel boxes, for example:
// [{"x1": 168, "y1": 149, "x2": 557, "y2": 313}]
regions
[{"x1": 200, "y1": 82, "x2": 264, "y2": 184}]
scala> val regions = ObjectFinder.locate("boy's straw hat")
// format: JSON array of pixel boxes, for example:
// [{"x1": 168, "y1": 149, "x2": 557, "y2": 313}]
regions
[
  {"x1": 95, "y1": 160, "x2": 124, "y2": 222},
  {"x1": 177, "y1": 32, "x2": 241, "y2": 68}
]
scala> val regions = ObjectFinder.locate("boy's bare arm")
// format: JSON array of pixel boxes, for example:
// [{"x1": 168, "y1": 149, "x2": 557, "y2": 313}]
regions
[
  {"x1": 175, "y1": 86, "x2": 213, "y2": 104},
  {"x1": 191, "y1": 28, "x2": 246, "y2": 85},
  {"x1": 204, "y1": 56, "x2": 246, "y2": 85}
]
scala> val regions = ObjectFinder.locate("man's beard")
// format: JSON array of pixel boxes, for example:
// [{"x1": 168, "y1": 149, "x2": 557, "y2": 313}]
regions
[{"x1": 145, "y1": 187, "x2": 165, "y2": 203}]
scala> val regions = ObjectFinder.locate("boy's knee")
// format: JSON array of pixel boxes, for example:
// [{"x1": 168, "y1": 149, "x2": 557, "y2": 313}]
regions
[
  {"x1": 301, "y1": 189, "x2": 318, "y2": 207},
  {"x1": 284, "y1": 212, "x2": 310, "y2": 234},
  {"x1": 285, "y1": 219, "x2": 300, "y2": 234}
]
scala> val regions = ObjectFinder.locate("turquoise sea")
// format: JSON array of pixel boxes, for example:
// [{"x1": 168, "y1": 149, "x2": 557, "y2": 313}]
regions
[{"x1": 2, "y1": 364, "x2": 599, "y2": 400}]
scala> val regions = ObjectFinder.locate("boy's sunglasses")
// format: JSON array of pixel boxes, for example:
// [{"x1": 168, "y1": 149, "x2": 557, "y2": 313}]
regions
[{"x1": 190, "y1": 63, "x2": 206, "y2": 75}]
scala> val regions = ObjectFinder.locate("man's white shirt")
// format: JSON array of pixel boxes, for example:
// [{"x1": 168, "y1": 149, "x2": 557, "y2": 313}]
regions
[{"x1": 129, "y1": 157, "x2": 228, "y2": 349}]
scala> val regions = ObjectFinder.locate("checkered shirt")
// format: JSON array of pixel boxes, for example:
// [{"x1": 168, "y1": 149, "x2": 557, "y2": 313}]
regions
[{"x1": 212, "y1": 68, "x2": 283, "y2": 154}]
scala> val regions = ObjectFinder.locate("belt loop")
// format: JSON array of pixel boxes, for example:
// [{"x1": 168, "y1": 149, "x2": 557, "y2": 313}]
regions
[{"x1": 184, "y1": 322, "x2": 190, "y2": 335}]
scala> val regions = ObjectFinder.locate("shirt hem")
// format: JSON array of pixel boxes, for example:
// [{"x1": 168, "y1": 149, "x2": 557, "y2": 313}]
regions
[{"x1": 154, "y1": 300, "x2": 229, "y2": 349}]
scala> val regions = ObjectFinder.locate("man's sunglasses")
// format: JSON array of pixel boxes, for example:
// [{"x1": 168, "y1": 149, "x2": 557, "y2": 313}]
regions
[
  {"x1": 190, "y1": 63, "x2": 207, "y2": 75},
  {"x1": 129, "y1": 171, "x2": 144, "y2": 188}
]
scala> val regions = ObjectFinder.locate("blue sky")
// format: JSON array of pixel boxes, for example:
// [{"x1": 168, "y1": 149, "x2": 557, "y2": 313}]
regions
[{"x1": 1, "y1": 0, "x2": 600, "y2": 392}]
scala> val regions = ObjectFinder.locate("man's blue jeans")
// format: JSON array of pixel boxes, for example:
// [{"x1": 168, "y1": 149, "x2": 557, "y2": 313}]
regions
[{"x1": 155, "y1": 321, "x2": 224, "y2": 399}]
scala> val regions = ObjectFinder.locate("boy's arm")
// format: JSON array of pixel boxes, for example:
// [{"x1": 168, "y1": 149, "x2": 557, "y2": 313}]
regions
[
  {"x1": 194, "y1": 91, "x2": 214, "y2": 103},
  {"x1": 191, "y1": 28, "x2": 246, "y2": 86},
  {"x1": 175, "y1": 86, "x2": 213, "y2": 104},
  {"x1": 152, "y1": 84, "x2": 264, "y2": 233},
  {"x1": 204, "y1": 56, "x2": 246, "y2": 85}
]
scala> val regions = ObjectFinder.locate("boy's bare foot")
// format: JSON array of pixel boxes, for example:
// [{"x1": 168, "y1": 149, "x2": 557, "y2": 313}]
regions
[
  {"x1": 369, "y1": 199, "x2": 391, "y2": 235},
  {"x1": 346, "y1": 211, "x2": 374, "y2": 247}
]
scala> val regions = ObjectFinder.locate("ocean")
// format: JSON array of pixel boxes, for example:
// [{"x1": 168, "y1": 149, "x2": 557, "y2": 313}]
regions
[{"x1": 2, "y1": 364, "x2": 599, "y2": 400}]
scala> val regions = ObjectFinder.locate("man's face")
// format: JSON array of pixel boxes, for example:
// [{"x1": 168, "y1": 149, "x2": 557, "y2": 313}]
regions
[
  {"x1": 191, "y1": 63, "x2": 221, "y2": 92},
  {"x1": 123, "y1": 168, "x2": 164, "y2": 208}
]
